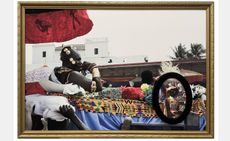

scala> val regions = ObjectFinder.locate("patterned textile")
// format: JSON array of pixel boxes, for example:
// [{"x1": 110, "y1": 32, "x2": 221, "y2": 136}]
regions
[
  {"x1": 144, "y1": 94, "x2": 153, "y2": 105},
  {"x1": 98, "y1": 87, "x2": 122, "y2": 99},
  {"x1": 140, "y1": 84, "x2": 153, "y2": 97},
  {"x1": 47, "y1": 92, "x2": 82, "y2": 105},
  {"x1": 85, "y1": 92, "x2": 99, "y2": 98},
  {"x1": 99, "y1": 87, "x2": 146, "y2": 100},
  {"x1": 75, "y1": 98, "x2": 156, "y2": 117},
  {"x1": 48, "y1": 92, "x2": 155, "y2": 117},
  {"x1": 49, "y1": 92, "x2": 206, "y2": 117},
  {"x1": 26, "y1": 66, "x2": 52, "y2": 83},
  {"x1": 140, "y1": 84, "x2": 154, "y2": 105},
  {"x1": 191, "y1": 99, "x2": 206, "y2": 116}
]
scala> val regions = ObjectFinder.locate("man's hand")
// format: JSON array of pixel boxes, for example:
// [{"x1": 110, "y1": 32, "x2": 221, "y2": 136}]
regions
[
  {"x1": 82, "y1": 61, "x2": 96, "y2": 72},
  {"x1": 59, "y1": 105, "x2": 90, "y2": 130},
  {"x1": 59, "y1": 105, "x2": 75, "y2": 119}
]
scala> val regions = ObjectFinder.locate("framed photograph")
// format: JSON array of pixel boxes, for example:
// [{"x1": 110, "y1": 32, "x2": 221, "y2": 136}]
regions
[{"x1": 18, "y1": 1, "x2": 214, "y2": 138}]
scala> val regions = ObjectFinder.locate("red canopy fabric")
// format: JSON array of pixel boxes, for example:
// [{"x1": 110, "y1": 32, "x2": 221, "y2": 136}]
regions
[{"x1": 25, "y1": 9, "x2": 93, "y2": 43}]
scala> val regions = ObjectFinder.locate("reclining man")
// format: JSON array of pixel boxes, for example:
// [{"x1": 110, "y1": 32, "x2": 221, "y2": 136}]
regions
[
  {"x1": 49, "y1": 45, "x2": 103, "y2": 93},
  {"x1": 26, "y1": 45, "x2": 103, "y2": 130}
]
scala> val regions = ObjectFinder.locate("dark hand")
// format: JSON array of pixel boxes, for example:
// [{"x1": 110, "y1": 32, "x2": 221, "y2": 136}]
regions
[
  {"x1": 59, "y1": 105, "x2": 90, "y2": 130},
  {"x1": 92, "y1": 77, "x2": 103, "y2": 92},
  {"x1": 59, "y1": 105, "x2": 75, "y2": 119},
  {"x1": 82, "y1": 61, "x2": 96, "y2": 72}
]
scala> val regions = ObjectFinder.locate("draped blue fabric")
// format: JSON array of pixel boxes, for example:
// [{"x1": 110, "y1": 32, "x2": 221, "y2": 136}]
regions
[
  {"x1": 199, "y1": 115, "x2": 206, "y2": 131},
  {"x1": 68, "y1": 109, "x2": 206, "y2": 130}
]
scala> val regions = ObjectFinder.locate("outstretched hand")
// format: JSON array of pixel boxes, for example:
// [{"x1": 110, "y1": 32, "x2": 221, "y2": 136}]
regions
[{"x1": 59, "y1": 105, "x2": 75, "y2": 119}]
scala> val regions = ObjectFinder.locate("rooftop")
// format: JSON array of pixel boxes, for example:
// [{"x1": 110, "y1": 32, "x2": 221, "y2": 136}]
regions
[
  {"x1": 85, "y1": 37, "x2": 108, "y2": 43},
  {"x1": 98, "y1": 59, "x2": 206, "y2": 69},
  {"x1": 55, "y1": 44, "x2": 85, "y2": 51}
]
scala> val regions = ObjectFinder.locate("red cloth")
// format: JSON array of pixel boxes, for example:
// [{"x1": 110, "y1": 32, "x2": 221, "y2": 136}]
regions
[
  {"x1": 120, "y1": 87, "x2": 144, "y2": 100},
  {"x1": 25, "y1": 82, "x2": 47, "y2": 95},
  {"x1": 25, "y1": 10, "x2": 93, "y2": 43}
]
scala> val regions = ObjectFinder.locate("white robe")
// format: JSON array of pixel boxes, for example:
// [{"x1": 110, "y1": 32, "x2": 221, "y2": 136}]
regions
[{"x1": 25, "y1": 94, "x2": 75, "y2": 130}]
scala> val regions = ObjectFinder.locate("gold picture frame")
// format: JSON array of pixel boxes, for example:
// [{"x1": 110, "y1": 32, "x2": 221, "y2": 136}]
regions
[{"x1": 18, "y1": 1, "x2": 214, "y2": 138}]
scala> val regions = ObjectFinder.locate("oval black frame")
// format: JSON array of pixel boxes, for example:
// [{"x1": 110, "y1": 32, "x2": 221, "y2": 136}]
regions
[{"x1": 152, "y1": 72, "x2": 192, "y2": 124}]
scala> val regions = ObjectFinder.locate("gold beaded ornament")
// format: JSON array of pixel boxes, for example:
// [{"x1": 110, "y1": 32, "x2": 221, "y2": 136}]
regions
[
  {"x1": 69, "y1": 57, "x2": 76, "y2": 64},
  {"x1": 63, "y1": 47, "x2": 71, "y2": 55},
  {"x1": 63, "y1": 47, "x2": 76, "y2": 64},
  {"x1": 62, "y1": 46, "x2": 81, "y2": 65}
]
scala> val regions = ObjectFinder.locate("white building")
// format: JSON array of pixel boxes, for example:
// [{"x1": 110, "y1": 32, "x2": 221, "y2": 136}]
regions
[
  {"x1": 32, "y1": 44, "x2": 55, "y2": 64},
  {"x1": 26, "y1": 37, "x2": 149, "y2": 71},
  {"x1": 84, "y1": 37, "x2": 109, "y2": 58},
  {"x1": 26, "y1": 43, "x2": 57, "y2": 71}
]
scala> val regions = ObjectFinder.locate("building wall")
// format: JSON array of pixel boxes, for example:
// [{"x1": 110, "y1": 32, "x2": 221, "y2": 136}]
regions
[
  {"x1": 98, "y1": 60, "x2": 206, "y2": 78},
  {"x1": 32, "y1": 44, "x2": 55, "y2": 64},
  {"x1": 27, "y1": 38, "x2": 148, "y2": 68},
  {"x1": 83, "y1": 55, "x2": 148, "y2": 66},
  {"x1": 85, "y1": 38, "x2": 109, "y2": 58}
]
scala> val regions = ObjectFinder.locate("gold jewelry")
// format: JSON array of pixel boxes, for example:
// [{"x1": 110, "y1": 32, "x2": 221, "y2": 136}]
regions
[
  {"x1": 91, "y1": 81, "x2": 97, "y2": 92},
  {"x1": 92, "y1": 68, "x2": 101, "y2": 77},
  {"x1": 63, "y1": 48, "x2": 71, "y2": 55},
  {"x1": 69, "y1": 57, "x2": 76, "y2": 64},
  {"x1": 63, "y1": 48, "x2": 68, "y2": 52},
  {"x1": 69, "y1": 58, "x2": 73, "y2": 62},
  {"x1": 66, "y1": 50, "x2": 70, "y2": 55},
  {"x1": 72, "y1": 60, "x2": 76, "y2": 64}
]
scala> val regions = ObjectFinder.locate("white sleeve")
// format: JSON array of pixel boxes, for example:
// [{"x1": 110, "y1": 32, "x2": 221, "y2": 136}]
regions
[
  {"x1": 39, "y1": 80, "x2": 64, "y2": 93},
  {"x1": 85, "y1": 71, "x2": 93, "y2": 80},
  {"x1": 201, "y1": 94, "x2": 207, "y2": 101},
  {"x1": 63, "y1": 83, "x2": 86, "y2": 96}
]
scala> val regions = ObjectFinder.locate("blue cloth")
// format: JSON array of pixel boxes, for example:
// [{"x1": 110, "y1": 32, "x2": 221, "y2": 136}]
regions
[
  {"x1": 199, "y1": 115, "x2": 206, "y2": 130},
  {"x1": 68, "y1": 109, "x2": 206, "y2": 130}
]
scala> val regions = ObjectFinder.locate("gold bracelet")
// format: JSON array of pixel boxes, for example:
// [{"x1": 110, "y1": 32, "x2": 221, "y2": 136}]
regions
[
  {"x1": 91, "y1": 81, "x2": 97, "y2": 92},
  {"x1": 92, "y1": 68, "x2": 100, "y2": 78}
]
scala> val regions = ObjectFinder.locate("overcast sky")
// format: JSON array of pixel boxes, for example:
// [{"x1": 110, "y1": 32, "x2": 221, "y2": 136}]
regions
[{"x1": 59, "y1": 10, "x2": 206, "y2": 62}]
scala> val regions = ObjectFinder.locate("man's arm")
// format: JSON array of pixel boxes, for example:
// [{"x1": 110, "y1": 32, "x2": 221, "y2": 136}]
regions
[{"x1": 39, "y1": 80, "x2": 64, "y2": 93}]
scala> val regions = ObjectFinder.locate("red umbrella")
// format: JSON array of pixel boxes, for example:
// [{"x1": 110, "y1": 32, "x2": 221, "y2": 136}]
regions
[{"x1": 25, "y1": 9, "x2": 93, "y2": 43}]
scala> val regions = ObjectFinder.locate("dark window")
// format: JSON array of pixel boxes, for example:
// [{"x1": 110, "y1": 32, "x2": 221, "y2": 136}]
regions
[
  {"x1": 42, "y1": 51, "x2": 46, "y2": 58},
  {"x1": 94, "y1": 48, "x2": 98, "y2": 55},
  {"x1": 144, "y1": 57, "x2": 148, "y2": 62},
  {"x1": 108, "y1": 59, "x2": 112, "y2": 63}
]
